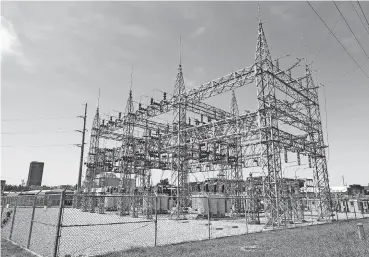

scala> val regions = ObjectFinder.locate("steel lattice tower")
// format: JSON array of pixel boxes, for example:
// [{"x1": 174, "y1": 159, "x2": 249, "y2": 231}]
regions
[
  {"x1": 84, "y1": 107, "x2": 100, "y2": 191},
  {"x1": 304, "y1": 66, "x2": 332, "y2": 219},
  {"x1": 172, "y1": 61, "x2": 189, "y2": 208},
  {"x1": 120, "y1": 89, "x2": 136, "y2": 193},
  {"x1": 254, "y1": 21, "x2": 283, "y2": 225}
]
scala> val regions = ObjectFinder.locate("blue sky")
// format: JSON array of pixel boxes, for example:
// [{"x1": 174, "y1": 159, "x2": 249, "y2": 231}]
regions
[{"x1": 1, "y1": 1, "x2": 369, "y2": 187}]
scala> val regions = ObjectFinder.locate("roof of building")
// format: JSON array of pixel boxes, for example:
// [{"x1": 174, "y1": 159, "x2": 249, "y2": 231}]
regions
[
  {"x1": 19, "y1": 189, "x2": 74, "y2": 195},
  {"x1": 349, "y1": 184, "x2": 364, "y2": 188},
  {"x1": 330, "y1": 186, "x2": 347, "y2": 193}
]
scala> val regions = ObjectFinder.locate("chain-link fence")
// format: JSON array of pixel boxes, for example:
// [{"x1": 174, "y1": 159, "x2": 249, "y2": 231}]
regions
[
  {"x1": 2, "y1": 193, "x2": 369, "y2": 257},
  {"x1": 1, "y1": 193, "x2": 62, "y2": 257}
]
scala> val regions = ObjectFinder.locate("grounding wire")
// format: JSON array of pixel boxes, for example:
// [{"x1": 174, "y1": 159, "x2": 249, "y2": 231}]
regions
[
  {"x1": 306, "y1": 1, "x2": 369, "y2": 79},
  {"x1": 333, "y1": 1, "x2": 369, "y2": 60},
  {"x1": 351, "y1": 1, "x2": 369, "y2": 35},
  {"x1": 357, "y1": 1, "x2": 369, "y2": 29}
]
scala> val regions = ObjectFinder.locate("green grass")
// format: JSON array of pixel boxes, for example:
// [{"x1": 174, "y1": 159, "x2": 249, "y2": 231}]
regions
[{"x1": 97, "y1": 219, "x2": 369, "y2": 257}]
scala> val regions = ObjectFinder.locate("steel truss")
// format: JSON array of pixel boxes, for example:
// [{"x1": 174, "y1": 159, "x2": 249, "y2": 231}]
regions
[{"x1": 83, "y1": 21, "x2": 332, "y2": 225}]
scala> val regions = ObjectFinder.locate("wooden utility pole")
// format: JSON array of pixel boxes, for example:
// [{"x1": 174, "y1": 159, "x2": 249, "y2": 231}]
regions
[{"x1": 76, "y1": 103, "x2": 87, "y2": 191}]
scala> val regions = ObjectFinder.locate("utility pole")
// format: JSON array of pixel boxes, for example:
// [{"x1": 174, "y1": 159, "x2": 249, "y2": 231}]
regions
[{"x1": 76, "y1": 103, "x2": 88, "y2": 191}]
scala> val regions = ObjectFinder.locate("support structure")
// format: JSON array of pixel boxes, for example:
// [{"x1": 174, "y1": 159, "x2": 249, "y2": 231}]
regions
[{"x1": 82, "y1": 20, "x2": 332, "y2": 226}]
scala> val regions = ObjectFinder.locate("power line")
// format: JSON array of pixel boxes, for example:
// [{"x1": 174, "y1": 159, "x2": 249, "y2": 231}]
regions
[
  {"x1": 1, "y1": 130, "x2": 74, "y2": 135},
  {"x1": 324, "y1": 59, "x2": 369, "y2": 84},
  {"x1": 357, "y1": 1, "x2": 369, "y2": 29},
  {"x1": 306, "y1": 1, "x2": 369, "y2": 79},
  {"x1": 2, "y1": 116, "x2": 78, "y2": 122},
  {"x1": 311, "y1": 18, "x2": 341, "y2": 65},
  {"x1": 351, "y1": 1, "x2": 369, "y2": 35},
  {"x1": 1, "y1": 144, "x2": 77, "y2": 148},
  {"x1": 333, "y1": 1, "x2": 369, "y2": 60}
]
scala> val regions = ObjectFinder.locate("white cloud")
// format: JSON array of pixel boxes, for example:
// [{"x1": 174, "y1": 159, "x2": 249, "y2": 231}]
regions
[
  {"x1": 0, "y1": 17, "x2": 32, "y2": 71},
  {"x1": 0, "y1": 17, "x2": 20, "y2": 57},
  {"x1": 119, "y1": 24, "x2": 151, "y2": 38},
  {"x1": 192, "y1": 27, "x2": 206, "y2": 37}
]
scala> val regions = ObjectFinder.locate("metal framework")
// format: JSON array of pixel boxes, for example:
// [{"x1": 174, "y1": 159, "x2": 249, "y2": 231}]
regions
[{"x1": 83, "y1": 21, "x2": 332, "y2": 225}]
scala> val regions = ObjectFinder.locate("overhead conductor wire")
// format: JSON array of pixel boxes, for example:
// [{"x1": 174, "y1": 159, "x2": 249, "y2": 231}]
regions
[
  {"x1": 351, "y1": 1, "x2": 369, "y2": 35},
  {"x1": 306, "y1": 1, "x2": 369, "y2": 79},
  {"x1": 357, "y1": 0, "x2": 369, "y2": 29},
  {"x1": 333, "y1": 1, "x2": 369, "y2": 60}
]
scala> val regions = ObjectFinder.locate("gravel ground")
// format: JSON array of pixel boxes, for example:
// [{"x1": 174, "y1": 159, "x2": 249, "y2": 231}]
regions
[{"x1": 1, "y1": 205, "x2": 367, "y2": 257}]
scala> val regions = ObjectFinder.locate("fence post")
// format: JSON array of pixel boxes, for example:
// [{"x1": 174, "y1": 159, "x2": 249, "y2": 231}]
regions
[
  {"x1": 207, "y1": 196, "x2": 211, "y2": 240},
  {"x1": 27, "y1": 192, "x2": 40, "y2": 249},
  {"x1": 154, "y1": 194, "x2": 158, "y2": 246},
  {"x1": 284, "y1": 197, "x2": 287, "y2": 229},
  {"x1": 300, "y1": 197, "x2": 305, "y2": 223},
  {"x1": 357, "y1": 223, "x2": 365, "y2": 240},
  {"x1": 1, "y1": 197, "x2": 5, "y2": 220},
  {"x1": 53, "y1": 191, "x2": 65, "y2": 257},
  {"x1": 244, "y1": 197, "x2": 248, "y2": 234},
  {"x1": 9, "y1": 196, "x2": 19, "y2": 240},
  {"x1": 310, "y1": 199, "x2": 313, "y2": 225},
  {"x1": 292, "y1": 197, "x2": 296, "y2": 227},
  {"x1": 335, "y1": 208, "x2": 339, "y2": 221},
  {"x1": 353, "y1": 200, "x2": 357, "y2": 220},
  {"x1": 360, "y1": 201, "x2": 364, "y2": 219}
]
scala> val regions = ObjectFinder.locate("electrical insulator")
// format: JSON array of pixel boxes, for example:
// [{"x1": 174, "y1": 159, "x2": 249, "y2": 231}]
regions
[
  {"x1": 208, "y1": 116, "x2": 211, "y2": 122},
  {"x1": 201, "y1": 114, "x2": 204, "y2": 123},
  {"x1": 284, "y1": 148, "x2": 288, "y2": 163},
  {"x1": 297, "y1": 151, "x2": 301, "y2": 165},
  {"x1": 150, "y1": 98, "x2": 154, "y2": 104},
  {"x1": 163, "y1": 92, "x2": 167, "y2": 100},
  {"x1": 102, "y1": 120, "x2": 105, "y2": 125},
  {"x1": 110, "y1": 116, "x2": 112, "y2": 121},
  {"x1": 118, "y1": 112, "x2": 121, "y2": 119},
  {"x1": 188, "y1": 117, "x2": 191, "y2": 125}
]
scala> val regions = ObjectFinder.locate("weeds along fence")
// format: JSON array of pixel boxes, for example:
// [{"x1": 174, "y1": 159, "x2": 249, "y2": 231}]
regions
[{"x1": 1, "y1": 193, "x2": 369, "y2": 257}]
